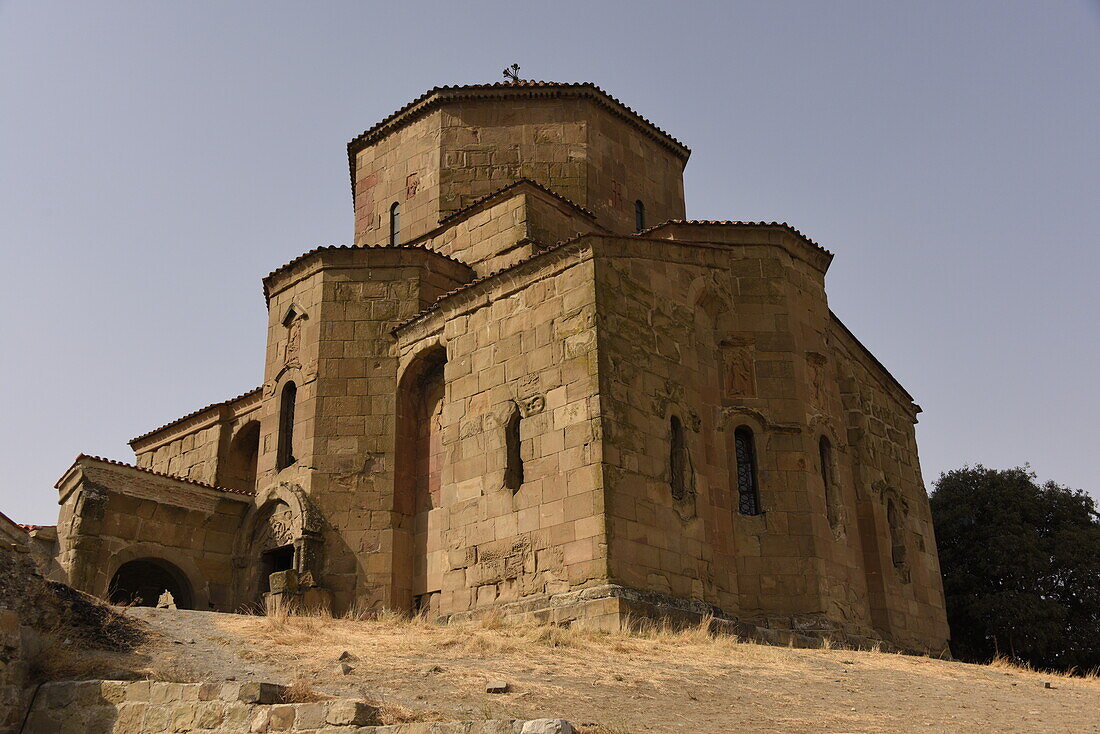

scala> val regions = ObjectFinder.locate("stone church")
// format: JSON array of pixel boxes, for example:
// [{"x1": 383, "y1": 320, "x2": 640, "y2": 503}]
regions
[{"x1": 45, "y1": 81, "x2": 950, "y2": 652}]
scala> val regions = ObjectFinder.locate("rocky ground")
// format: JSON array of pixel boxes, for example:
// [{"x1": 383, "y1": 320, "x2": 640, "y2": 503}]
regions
[{"x1": 81, "y1": 606, "x2": 1100, "y2": 733}]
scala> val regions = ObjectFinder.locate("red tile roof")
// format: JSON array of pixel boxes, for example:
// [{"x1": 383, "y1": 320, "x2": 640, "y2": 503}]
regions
[
  {"x1": 346, "y1": 81, "x2": 691, "y2": 202},
  {"x1": 261, "y1": 244, "x2": 473, "y2": 301},
  {"x1": 392, "y1": 217, "x2": 837, "y2": 334},
  {"x1": 437, "y1": 178, "x2": 597, "y2": 226},
  {"x1": 635, "y1": 219, "x2": 834, "y2": 257},
  {"x1": 128, "y1": 387, "x2": 261, "y2": 446},
  {"x1": 393, "y1": 233, "x2": 590, "y2": 334},
  {"x1": 59, "y1": 454, "x2": 256, "y2": 497},
  {"x1": 0, "y1": 509, "x2": 28, "y2": 535}
]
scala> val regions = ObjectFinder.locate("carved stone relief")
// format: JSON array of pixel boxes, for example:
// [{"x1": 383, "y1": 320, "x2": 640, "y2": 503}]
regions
[
  {"x1": 253, "y1": 501, "x2": 295, "y2": 552},
  {"x1": 720, "y1": 341, "x2": 756, "y2": 398},
  {"x1": 806, "y1": 352, "x2": 827, "y2": 409}
]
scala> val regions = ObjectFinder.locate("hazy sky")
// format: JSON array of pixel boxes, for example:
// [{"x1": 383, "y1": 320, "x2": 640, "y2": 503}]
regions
[{"x1": 1, "y1": 1, "x2": 1097, "y2": 524}]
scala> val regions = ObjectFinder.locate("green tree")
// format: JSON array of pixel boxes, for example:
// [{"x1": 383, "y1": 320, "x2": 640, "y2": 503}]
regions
[{"x1": 930, "y1": 466, "x2": 1100, "y2": 672}]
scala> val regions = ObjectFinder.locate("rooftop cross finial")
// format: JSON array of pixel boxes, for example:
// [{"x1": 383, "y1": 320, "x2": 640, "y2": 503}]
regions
[{"x1": 502, "y1": 63, "x2": 521, "y2": 83}]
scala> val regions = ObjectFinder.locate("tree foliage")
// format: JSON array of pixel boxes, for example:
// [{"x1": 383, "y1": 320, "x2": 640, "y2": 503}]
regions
[{"x1": 930, "y1": 465, "x2": 1100, "y2": 672}]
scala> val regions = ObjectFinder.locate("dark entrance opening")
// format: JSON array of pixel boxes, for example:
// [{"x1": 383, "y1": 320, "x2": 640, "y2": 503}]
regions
[
  {"x1": 108, "y1": 558, "x2": 192, "y2": 609},
  {"x1": 259, "y1": 544, "x2": 295, "y2": 593}
]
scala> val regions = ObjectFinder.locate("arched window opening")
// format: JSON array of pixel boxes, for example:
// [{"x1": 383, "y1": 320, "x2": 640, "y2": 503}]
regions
[
  {"x1": 108, "y1": 558, "x2": 192, "y2": 609},
  {"x1": 887, "y1": 498, "x2": 909, "y2": 581},
  {"x1": 734, "y1": 426, "x2": 760, "y2": 515},
  {"x1": 395, "y1": 346, "x2": 447, "y2": 611},
  {"x1": 634, "y1": 200, "x2": 646, "y2": 233},
  {"x1": 277, "y1": 382, "x2": 297, "y2": 470},
  {"x1": 819, "y1": 436, "x2": 840, "y2": 531},
  {"x1": 504, "y1": 403, "x2": 524, "y2": 492},
  {"x1": 670, "y1": 415, "x2": 687, "y2": 501},
  {"x1": 389, "y1": 202, "x2": 401, "y2": 246},
  {"x1": 218, "y1": 421, "x2": 260, "y2": 492}
]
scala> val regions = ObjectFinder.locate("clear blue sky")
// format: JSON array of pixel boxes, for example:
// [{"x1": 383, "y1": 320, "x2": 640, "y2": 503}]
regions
[{"x1": 1, "y1": 1, "x2": 1098, "y2": 524}]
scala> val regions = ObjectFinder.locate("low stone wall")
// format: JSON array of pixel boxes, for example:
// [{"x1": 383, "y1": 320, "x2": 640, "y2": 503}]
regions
[
  {"x1": 443, "y1": 582, "x2": 900, "y2": 653},
  {"x1": 22, "y1": 679, "x2": 574, "y2": 734}
]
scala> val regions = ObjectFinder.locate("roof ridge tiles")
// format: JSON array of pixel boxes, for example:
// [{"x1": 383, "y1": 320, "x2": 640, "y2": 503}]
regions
[
  {"x1": 392, "y1": 233, "x2": 589, "y2": 334},
  {"x1": 262, "y1": 243, "x2": 473, "y2": 299},
  {"x1": 63, "y1": 454, "x2": 256, "y2": 496},
  {"x1": 437, "y1": 178, "x2": 597, "y2": 226},
  {"x1": 347, "y1": 81, "x2": 689, "y2": 154},
  {"x1": 635, "y1": 219, "x2": 833, "y2": 256},
  {"x1": 344, "y1": 82, "x2": 691, "y2": 201},
  {"x1": 129, "y1": 387, "x2": 262, "y2": 445},
  {"x1": 394, "y1": 220, "x2": 835, "y2": 333}
]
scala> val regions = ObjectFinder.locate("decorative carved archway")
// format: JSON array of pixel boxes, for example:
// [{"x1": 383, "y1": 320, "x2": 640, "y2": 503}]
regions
[{"x1": 236, "y1": 482, "x2": 324, "y2": 605}]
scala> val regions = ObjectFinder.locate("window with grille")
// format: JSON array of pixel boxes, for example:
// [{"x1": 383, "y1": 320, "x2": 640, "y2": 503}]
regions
[{"x1": 734, "y1": 426, "x2": 760, "y2": 515}]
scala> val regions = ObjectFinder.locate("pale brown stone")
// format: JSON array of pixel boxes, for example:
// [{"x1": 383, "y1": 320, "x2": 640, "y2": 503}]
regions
[{"x1": 44, "y1": 82, "x2": 948, "y2": 653}]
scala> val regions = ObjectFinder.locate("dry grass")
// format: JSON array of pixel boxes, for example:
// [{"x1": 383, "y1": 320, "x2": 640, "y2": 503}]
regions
[
  {"x1": 124, "y1": 605, "x2": 1100, "y2": 733},
  {"x1": 988, "y1": 654, "x2": 1100, "y2": 681},
  {"x1": 24, "y1": 631, "x2": 137, "y2": 683},
  {"x1": 375, "y1": 698, "x2": 450, "y2": 725},
  {"x1": 282, "y1": 677, "x2": 330, "y2": 703}
]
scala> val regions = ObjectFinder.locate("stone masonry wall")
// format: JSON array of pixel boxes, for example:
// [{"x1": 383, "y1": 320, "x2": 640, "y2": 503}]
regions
[
  {"x1": 354, "y1": 110, "x2": 442, "y2": 248},
  {"x1": 354, "y1": 94, "x2": 687, "y2": 249},
  {"x1": 394, "y1": 241, "x2": 607, "y2": 619},
  {"x1": 133, "y1": 392, "x2": 261, "y2": 490},
  {"x1": 22, "y1": 679, "x2": 574, "y2": 734},
  {"x1": 261, "y1": 248, "x2": 474, "y2": 613},
  {"x1": 412, "y1": 187, "x2": 599, "y2": 276},
  {"x1": 584, "y1": 107, "x2": 685, "y2": 234},
  {"x1": 438, "y1": 99, "x2": 590, "y2": 219},
  {"x1": 592, "y1": 233, "x2": 889, "y2": 639},
  {"x1": 829, "y1": 319, "x2": 950, "y2": 650},
  {"x1": 54, "y1": 460, "x2": 250, "y2": 611}
]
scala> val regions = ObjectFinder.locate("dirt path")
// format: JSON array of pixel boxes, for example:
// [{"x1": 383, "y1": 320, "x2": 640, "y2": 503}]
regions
[{"x1": 123, "y1": 607, "x2": 1100, "y2": 733}]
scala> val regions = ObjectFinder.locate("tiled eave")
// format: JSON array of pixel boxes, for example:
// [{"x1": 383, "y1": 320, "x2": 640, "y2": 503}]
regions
[
  {"x1": 262, "y1": 244, "x2": 474, "y2": 303},
  {"x1": 436, "y1": 178, "x2": 598, "y2": 227},
  {"x1": 392, "y1": 233, "x2": 590, "y2": 335},
  {"x1": 129, "y1": 387, "x2": 262, "y2": 449},
  {"x1": 345, "y1": 81, "x2": 692, "y2": 203},
  {"x1": 827, "y1": 311, "x2": 919, "y2": 412},
  {"x1": 394, "y1": 223, "x2": 835, "y2": 334},
  {"x1": 637, "y1": 220, "x2": 834, "y2": 261},
  {"x1": 55, "y1": 454, "x2": 255, "y2": 499}
]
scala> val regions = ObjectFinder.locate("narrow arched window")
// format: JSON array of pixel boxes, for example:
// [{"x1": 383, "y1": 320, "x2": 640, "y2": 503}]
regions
[
  {"x1": 734, "y1": 426, "x2": 760, "y2": 515},
  {"x1": 504, "y1": 403, "x2": 523, "y2": 492},
  {"x1": 819, "y1": 436, "x2": 836, "y2": 527},
  {"x1": 669, "y1": 415, "x2": 687, "y2": 500},
  {"x1": 887, "y1": 498, "x2": 908, "y2": 580},
  {"x1": 277, "y1": 381, "x2": 297, "y2": 470},
  {"x1": 634, "y1": 200, "x2": 645, "y2": 233},
  {"x1": 389, "y1": 202, "x2": 401, "y2": 246}
]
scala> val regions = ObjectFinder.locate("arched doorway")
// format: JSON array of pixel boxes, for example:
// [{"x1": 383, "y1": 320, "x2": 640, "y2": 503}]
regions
[
  {"x1": 108, "y1": 558, "x2": 193, "y2": 609},
  {"x1": 218, "y1": 420, "x2": 260, "y2": 492},
  {"x1": 251, "y1": 500, "x2": 297, "y2": 601},
  {"x1": 394, "y1": 345, "x2": 447, "y2": 612}
]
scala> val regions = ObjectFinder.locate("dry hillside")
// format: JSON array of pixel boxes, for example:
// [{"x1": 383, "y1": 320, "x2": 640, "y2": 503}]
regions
[{"x1": 57, "y1": 606, "x2": 1098, "y2": 733}]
